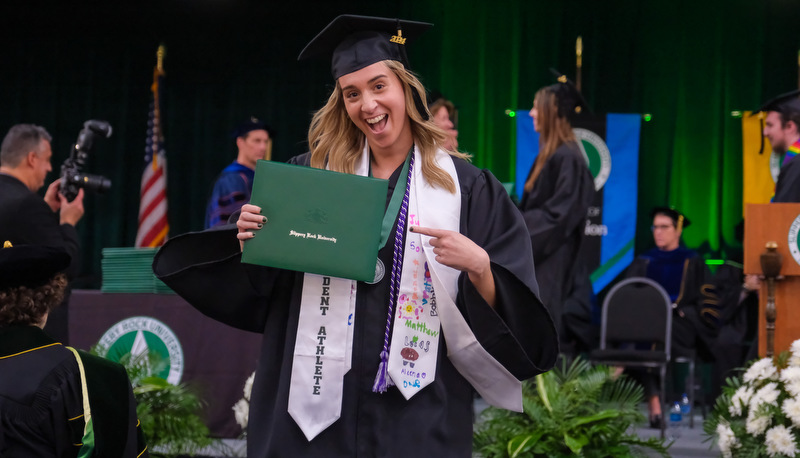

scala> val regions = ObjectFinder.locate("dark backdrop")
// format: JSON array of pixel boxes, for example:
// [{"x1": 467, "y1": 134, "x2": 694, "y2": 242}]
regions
[{"x1": 2, "y1": 0, "x2": 798, "y2": 288}]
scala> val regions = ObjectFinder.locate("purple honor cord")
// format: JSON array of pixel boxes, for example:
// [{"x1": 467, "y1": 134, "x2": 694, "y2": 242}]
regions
[{"x1": 372, "y1": 152, "x2": 414, "y2": 393}]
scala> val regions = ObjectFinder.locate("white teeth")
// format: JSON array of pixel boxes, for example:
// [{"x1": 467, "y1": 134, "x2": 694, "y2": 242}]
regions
[{"x1": 366, "y1": 114, "x2": 386, "y2": 124}]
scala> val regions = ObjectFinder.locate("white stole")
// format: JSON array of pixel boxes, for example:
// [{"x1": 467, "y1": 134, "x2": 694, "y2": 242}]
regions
[{"x1": 288, "y1": 144, "x2": 522, "y2": 441}]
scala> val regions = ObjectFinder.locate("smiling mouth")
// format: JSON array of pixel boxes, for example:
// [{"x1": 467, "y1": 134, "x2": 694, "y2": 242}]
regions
[{"x1": 365, "y1": 114, "x2": 387, "y2": 132}]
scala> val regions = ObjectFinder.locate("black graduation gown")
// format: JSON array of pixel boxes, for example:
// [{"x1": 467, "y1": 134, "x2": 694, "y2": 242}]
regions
[
  {"x1": 518, "y1": 142, "x2": 595, "y2": 339},
  {"x1": 626, "y1": 248, "x2": 720, "y2": 360},
  {"x1": 0, "y1": 325, "x2": 148, "y2": 457},
  {"x1": 774, "y1": 154, "x2": 800, "y2": 202},
  {"x1": 153, "y1": 154, "x2": 558, "y2": 458}
]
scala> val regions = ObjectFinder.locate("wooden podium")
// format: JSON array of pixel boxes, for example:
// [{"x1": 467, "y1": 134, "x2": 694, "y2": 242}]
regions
[{"x1": 745, "y1": 203, "x2": 800, "y2": 357}]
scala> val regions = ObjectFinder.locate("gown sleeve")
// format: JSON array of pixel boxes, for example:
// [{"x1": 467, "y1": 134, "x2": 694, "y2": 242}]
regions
[
  {"x1": 152, "y1": 226, "x2": 285, "y2": 333},
  {"x1": 156, "y1": 153, "x2": 310, "y2": 333},
  {"x1": 456, "y1": 166, "x2": 559, "y2": 379},
  {"x1": 521, "y1": 148, "x2": 594, "y2": 263}
]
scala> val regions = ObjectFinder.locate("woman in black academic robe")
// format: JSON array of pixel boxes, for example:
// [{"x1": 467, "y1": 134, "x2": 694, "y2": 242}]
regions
[
  {"x1": 0, "y1": 244, "x2": 148, "y2": 457},
  {"x1": 519, "y1": 80, "x2": 595, "y2": 347},
  {"x1": 154, "y1": 15, "x2": 558, "y2": 458}
]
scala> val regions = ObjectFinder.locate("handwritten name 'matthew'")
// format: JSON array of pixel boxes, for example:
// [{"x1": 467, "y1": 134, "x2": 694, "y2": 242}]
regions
[{"x1": 289, "y1": 230, "x2": 337, "y2": 244}]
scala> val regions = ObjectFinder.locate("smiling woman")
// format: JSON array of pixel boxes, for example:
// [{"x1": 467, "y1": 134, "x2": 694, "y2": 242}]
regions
[
  {"x1": 153, "y1": 14, "x2": 559, "y2": 458},
  {"x1": 338, "y1": 62, "x2": 412, "y2": 170}
]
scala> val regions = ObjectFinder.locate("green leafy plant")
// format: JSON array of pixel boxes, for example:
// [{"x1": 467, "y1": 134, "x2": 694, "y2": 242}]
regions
[
  {"x1": 91, "y1": 346, "x2": 215, "y2": 457},
  {"x1": 704, "y1": 340, "x2": 800, "y2": 457},
  {"x1": 473, "y1": 357, "x2": 669, "y2": 457}
]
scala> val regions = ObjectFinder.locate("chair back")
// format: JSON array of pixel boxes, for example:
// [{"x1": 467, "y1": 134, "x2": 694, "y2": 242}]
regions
[{"x1": 599, "y1": 277, "x2": 672, "y2": 361}]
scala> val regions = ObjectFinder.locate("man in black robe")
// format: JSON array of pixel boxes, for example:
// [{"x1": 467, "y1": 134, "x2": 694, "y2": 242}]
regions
[{"x1": 760, "y1": 89, "x2": 800, "y2": 202}]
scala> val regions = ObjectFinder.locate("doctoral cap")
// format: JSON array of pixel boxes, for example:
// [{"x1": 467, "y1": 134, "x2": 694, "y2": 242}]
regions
[
  {"x1": 233, "y1": 117, "x2": 273, "y2": 139},
  {"x1": 298, "y1": 14, "x2": 432, "y2": 120},
  {"x1": 0, "y1": 242, "x2": 70, "y2": 289},
  {"x1": 651, "y1": 207, "x2": 692, "y2": 230},
  {"x1": 757, "y1": 89, "x2": 800, "y2": 115},
  {"x1": 546, "y1": 68, "x2": 591, "y2": 118}
]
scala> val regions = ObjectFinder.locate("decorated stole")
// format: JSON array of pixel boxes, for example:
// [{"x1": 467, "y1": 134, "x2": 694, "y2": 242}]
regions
[{"x1": 288, "y1": 145, "x2": 521, "y2": 441}]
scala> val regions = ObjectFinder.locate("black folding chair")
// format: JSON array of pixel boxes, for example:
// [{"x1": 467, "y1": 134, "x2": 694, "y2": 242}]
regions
[{"x1": 589, "y1": 277, "x2": 672, "y2": 439}]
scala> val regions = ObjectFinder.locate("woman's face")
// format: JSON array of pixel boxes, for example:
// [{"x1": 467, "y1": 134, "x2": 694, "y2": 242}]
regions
[
  {"x1": 529, "y1": 101, "x2": 540, "y2": 133},
  {"x1": 338, "y1": 61, "x2": 412, "y2": 156}
]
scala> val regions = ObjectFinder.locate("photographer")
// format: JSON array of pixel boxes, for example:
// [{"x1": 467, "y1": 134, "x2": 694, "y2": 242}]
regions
[{"x1": 0, "y1": 124, "x2": 84, "y2": 344}]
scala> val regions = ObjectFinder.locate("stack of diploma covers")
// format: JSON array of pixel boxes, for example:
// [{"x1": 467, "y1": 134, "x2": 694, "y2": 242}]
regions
[
  {"x1": 242, "y1": 160, "x2": 388, "y2": 282},
  {"x1": 102, "y1": 247, "x2": 173, "y2": 293}
]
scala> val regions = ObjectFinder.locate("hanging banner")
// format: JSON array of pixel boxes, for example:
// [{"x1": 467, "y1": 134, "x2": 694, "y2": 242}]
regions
[
  {"x1": 742, "y1": 110, "x2": 780, "y2": 210},
  {"x1": 515, "y1": 111, "x2": 641, "y2": 293}
]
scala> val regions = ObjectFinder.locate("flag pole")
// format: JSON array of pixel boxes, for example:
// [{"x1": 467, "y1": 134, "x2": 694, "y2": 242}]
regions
[
  {"x1": 157, "y1": 44, "x2": 166, "y2": 73},
  {"x1": 152, "y1": 45, "x2": 166, "y2": 170},
  {"x1": 576, "y1": 36, "x2": 583, "y2": 92}
]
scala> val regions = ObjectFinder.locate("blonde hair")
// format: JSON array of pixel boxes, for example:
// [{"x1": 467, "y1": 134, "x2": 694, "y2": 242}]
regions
[
  {"x1": 524, "y1": 87, "x2": 576, "y2": 192},
  {"x1": 308, "y1": 60, "x2": 469, "y2": 193}
]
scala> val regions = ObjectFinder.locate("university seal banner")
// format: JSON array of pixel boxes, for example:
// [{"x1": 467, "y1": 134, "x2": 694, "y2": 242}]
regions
[
  {"x1": 515, "y1": 111, "x2": 641, "y2": 293},
  {"x1": 97, "y1": 316, "x2": 185, "y2": 384}
]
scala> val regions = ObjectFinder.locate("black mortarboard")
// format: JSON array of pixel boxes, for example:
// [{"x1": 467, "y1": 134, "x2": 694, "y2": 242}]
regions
[
  {"x1": 651, "y1": 207, "x2": 692, "y2": 230},
  {"x1": 757, "y1": 89, "x2": 800, "y2": 115},
  {"x1": 298, "y1": 15, "x2": 431, "y2": 79},
  {"x1": 547, "y1": 68, "x2": 591, "y2": 118},
  {"x1": 298, "y1": 15, "x2": 432, "y2": 120},
  {"x1": 232, "y1": 117, "x2": 273, "y2": 139},
  {"x1": 0, "y1": 242, "x2": 70, "y2": 289}
]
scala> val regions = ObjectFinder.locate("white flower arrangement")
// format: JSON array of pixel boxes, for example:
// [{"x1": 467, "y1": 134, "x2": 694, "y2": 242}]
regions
[
  {"x1": 706, "y1": 340, "x2": 800, "y2": 457},
  {"x1": 233, "y1": 371, "x2": 255, "y2": 431}
]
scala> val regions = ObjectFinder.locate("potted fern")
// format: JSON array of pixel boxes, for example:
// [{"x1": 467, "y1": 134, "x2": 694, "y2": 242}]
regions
[
  {"x1": 93, "y1": 347, "x2": 215, "y2": 457},
  {"x1": 473, "y1": 357, "x2": 669, "y2": 457}
]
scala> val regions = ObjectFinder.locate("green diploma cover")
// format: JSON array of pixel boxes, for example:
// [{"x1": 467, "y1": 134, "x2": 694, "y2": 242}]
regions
[{"x1": 242, "y1": 160, "x2": 388, "y2": 282}]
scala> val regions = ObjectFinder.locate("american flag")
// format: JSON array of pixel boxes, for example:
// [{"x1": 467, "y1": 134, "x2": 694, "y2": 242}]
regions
[{"x1": 135, "y1": 45, "x2": 169, "y2": 248}]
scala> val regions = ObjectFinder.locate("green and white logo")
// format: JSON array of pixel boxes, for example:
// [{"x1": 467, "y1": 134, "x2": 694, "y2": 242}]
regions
[
  {"x1": 574, "y1": 128, "x2": 612, "y2": 191},
  {"x1": 789, "y1": 214, "x2": 800, "y2": 266},
  {"x1": 97, "y1": 316, "x2": 184, "y2": 384}
]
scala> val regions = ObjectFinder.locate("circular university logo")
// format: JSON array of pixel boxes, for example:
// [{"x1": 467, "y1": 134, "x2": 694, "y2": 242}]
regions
[
  {"x1": 97, "y1": 316, "x2": 184, "y2": 384},
  {"x1": 770, "y1": 152, "x2": 782, "y2": 184},
  {"x1": 789, "y1": 214, "x2": 800, "y2": 266},
  {"x1": 573, "y1": 128, "x2": 612, "y2": 191}
]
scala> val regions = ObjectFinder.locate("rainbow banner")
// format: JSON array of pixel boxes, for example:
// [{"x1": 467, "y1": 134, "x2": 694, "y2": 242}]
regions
[{"x1": 515, "y1": 112, "x2": 641, "y2": 293}]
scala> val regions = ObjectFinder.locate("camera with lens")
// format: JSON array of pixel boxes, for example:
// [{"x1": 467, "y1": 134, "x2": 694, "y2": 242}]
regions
[{"x1": 60, "y1": 120, "x2": 113, "y2": 202}]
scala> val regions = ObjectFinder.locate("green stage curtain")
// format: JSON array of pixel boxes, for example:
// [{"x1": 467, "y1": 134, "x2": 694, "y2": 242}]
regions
[{"x1": 1, "y1": 1, "x2": 798, "y2": 287}]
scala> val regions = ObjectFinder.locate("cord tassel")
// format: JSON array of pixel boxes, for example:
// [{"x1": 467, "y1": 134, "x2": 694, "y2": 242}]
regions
[{"x1": 372, "y1": 349, "x2": 396, "y2": 392}]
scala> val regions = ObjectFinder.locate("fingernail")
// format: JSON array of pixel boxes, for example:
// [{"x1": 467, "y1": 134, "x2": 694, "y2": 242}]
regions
[
  {"x1": 250, "y1": 232, "x2": 256, "y2": 237},
  {"x1": 257, "y1": 223, "x2": 263, "y2": 228},
  {"x1": 262, "y1": 217, "x2": 267, "y2": 223},
  {"x1": 409, "y1": 227, "x2": 415, "y2": 232}
]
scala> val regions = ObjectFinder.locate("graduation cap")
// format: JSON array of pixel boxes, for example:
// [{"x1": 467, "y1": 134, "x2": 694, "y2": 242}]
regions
[
  {"x1": 0, "y1": 241, "x2": 70, "y2": 290},
  {"x1": 757, "y1": 89, "x2": 800, "y2": 115},
  {"x1": 651, "y1": 207, "x2": 691, "y2": 231},
  {"x1": 750, "y1": 89, "x2": 800, "y2": 155},
  {"x1": 547, "y1": 68, "x2": 591, "y2": 118},
  {"x1": 298, "y1": 14, "x2": 432, "y2": 120},
  {"x1": 232, "y1": 117, "x2": 273, "y2": 139}
]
